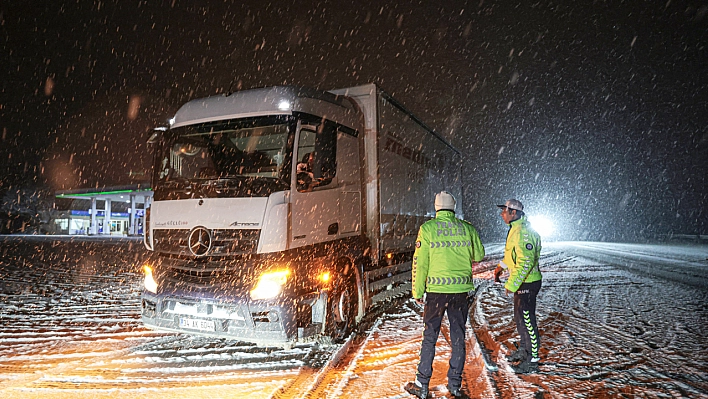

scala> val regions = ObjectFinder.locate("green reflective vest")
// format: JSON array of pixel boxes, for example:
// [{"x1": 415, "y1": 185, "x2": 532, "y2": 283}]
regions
[
  {"x1": 412, "y1": 210, "x2": 485, "y2": 298},
  {"x1": 500, "y1": 215, "x2": 542, "y2": 292}
]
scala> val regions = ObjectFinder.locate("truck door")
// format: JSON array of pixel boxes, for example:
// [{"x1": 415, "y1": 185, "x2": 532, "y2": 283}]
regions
[{"x1": 291, "y1": 121, "x2": 341, "y2": 248}]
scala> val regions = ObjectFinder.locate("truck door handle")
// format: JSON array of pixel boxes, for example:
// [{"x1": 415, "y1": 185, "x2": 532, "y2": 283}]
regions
[{"x1": 328, "y1": 223, "x2": 339, "y2": 235}]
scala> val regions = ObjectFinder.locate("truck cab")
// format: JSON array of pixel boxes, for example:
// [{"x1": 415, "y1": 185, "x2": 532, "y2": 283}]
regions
[{"x1": 141, "y1": 84, "x2": 461, "y2": 348}]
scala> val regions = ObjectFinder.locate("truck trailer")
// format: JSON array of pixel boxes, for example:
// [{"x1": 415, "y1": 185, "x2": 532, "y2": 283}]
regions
[{"x1": 141, "y1": 83, "x2": 462, "y2": 347}]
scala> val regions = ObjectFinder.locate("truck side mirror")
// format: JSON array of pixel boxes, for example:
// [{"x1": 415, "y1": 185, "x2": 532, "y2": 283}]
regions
[{"x1": 147, "y1": 127, "x2": 167, "y2": 144}]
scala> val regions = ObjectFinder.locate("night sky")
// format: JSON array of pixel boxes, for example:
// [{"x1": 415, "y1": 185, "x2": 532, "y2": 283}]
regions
[{"x1": 1, "y1": 0, "x2": 706, "y2": 241}]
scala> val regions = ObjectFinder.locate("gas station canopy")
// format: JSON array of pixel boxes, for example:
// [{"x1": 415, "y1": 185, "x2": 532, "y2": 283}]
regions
[{"x1": 55, "y1": 185, "x2": 153, "y2": 203}]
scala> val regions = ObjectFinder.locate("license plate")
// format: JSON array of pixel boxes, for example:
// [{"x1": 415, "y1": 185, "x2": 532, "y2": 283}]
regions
[{"x1": 179, "y1": 317, "x2": 216, "y2": 331}]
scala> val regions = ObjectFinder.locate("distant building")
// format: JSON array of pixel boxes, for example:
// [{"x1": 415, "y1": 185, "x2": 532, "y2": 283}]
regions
[{"x1": 54, "y1": 185, "x2": 152, "y2": 236}]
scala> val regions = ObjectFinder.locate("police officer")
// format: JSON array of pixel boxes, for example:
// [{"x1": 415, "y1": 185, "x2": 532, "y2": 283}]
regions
[
  {"x1": 404, "y1": 191, "x2": 485, "y2": 399},
  {"x1": 493, "y1": 199, "x2": 542, "y2": 374}
]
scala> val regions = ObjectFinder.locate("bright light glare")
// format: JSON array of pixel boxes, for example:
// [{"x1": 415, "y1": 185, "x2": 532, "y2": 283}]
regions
[
  {"x1": 251, "y1": 270, "x2": 290, "y2": 300},
  {"x1": 277, "y1": 100, "x2": 291, "y2": 111},
  {"x1": 319, "y1": 271, "x2": 331, "y2": 283},
  {"x1": 528, "y1": 215, "x2": 555, "y2": 237},
  {"x1": 143, "y1": 264, "x2": 158, "y2": 293}
]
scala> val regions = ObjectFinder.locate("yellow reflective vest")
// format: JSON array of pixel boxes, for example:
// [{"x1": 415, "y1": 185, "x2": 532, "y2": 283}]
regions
[
  {"x1": 500, "y1": 215, "x2": 542, "y2": 292},
  {"x1": 412, "y1": 210, "x2": 485, "y2": 298}
]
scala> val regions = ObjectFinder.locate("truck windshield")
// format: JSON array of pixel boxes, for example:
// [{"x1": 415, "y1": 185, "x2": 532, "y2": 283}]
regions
[{"x1": 154, "y1": 116, "x2": 294, "y2": 199}]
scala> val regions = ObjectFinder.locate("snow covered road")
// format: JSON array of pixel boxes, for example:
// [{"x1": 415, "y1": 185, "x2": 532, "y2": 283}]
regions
[
  {"x1": 0, "y1": 237, "x2": 706, "y2": 398},
  {"x1": 475, "y1": 241, "x2": 708, "y2": 398}
]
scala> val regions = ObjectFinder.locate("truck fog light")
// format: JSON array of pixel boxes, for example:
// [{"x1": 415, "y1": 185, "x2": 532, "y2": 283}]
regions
[
  {"x1": 143, "y1": 264, "x2": 158, "y2": 294},
  {"x1": 142, "y1": 299, "x2": 156, "y2": 312},
  {"x1": 267, "y1": 310, "x2": 279, "y2": 322}
]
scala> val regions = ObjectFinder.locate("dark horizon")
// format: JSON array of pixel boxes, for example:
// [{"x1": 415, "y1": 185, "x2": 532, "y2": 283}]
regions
[{"x1": 1, "y1": 0, "x2": 706, "y2": 241}]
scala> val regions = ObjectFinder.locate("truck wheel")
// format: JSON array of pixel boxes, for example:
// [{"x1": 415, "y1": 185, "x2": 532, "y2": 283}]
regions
[{"x1": 326, "y1": 264, "x2": 358, "y2": 342}]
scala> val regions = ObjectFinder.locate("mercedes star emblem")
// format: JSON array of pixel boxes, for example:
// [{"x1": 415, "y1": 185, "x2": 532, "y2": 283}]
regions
[{"x1": 188, "y1": 226, "x2": 212, "y2": 257}]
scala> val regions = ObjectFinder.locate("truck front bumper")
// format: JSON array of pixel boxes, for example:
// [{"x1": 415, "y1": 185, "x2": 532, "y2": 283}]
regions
[{"x1": 141, "y1": 291, "x2": 308, "y2": 347}]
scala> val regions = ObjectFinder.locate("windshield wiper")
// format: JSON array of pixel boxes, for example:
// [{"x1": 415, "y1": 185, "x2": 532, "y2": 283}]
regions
[{"x1": 159, "y1": 176, "x2": 196, "y2": 193}]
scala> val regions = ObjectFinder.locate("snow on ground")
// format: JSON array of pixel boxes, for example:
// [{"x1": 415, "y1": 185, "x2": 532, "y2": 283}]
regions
[
  {"x1": 0, "y1": 236, "x2": 706, "y2": 398},
  {"x1": 474, "y1": 242, "x2": 708, "y2": 398},
  {"x1": 0, "y1": 236, "x2": 317, "y2": 399}
]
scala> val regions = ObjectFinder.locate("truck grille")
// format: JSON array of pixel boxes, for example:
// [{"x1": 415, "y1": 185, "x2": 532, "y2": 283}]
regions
[
  {"x1": 153, "y1": 228, "x2": 260, "y2": 257},
  {"x1": 161, "y1": 259, "x2": 254, "y2": 291}
]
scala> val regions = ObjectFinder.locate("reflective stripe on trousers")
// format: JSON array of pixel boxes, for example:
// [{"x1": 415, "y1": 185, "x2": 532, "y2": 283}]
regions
[{"x1": 513, "y1": 279, "x2": 541, "y2": 359}]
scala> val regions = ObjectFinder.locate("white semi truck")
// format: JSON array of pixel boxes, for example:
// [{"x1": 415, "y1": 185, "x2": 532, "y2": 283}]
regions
[{"x1": 141, "y1": 83, "x2": 462, "y2": 347}]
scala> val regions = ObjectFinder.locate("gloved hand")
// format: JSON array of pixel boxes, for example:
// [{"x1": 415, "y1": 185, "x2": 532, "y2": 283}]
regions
[
  {"x1": 467, "y1": 290, "x2": 476, "y2": 304},
  {"x1": 493, "y1": 266, "x2": 503, "y2": 283}
]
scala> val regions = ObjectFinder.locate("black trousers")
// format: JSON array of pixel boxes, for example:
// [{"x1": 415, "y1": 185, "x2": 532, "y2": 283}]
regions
[
  {"x1": 513, "y1": 279, "x2": 542, "y2": 360},
  {"x1": 416, "y1": 292, "x2": 469, "y2": 389}
]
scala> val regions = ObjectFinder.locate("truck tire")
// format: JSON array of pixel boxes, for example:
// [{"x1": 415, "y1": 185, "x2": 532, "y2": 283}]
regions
[{"x1": 326, "y1": 261, "x2": 359, "y2": 342}]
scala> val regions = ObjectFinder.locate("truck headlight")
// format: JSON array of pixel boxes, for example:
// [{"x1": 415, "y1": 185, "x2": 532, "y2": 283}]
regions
[
  {"x1": 318, "y1": 271, "x2": 331, "y2": 284},
  {"x1": 250, "y1": 269, "x2": 290, "y2": 300},
  {"x1": 143, "y1": 264, "x2": 158, "y2": 294}
]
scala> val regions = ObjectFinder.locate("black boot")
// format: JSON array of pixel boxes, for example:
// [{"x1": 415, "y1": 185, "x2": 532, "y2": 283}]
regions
[
  {"x1": 447, "y1": 384, "x2": 464, "y2": 397},
  {"x1": 512, "y1": 357, "x2": 540, "y2": 374},
  {"x1": 507, "y1": 348, "x2": 528, "y2": 363},
  {"x1": 404, "y1": 381, "x2": 429, "y2": 398}
]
